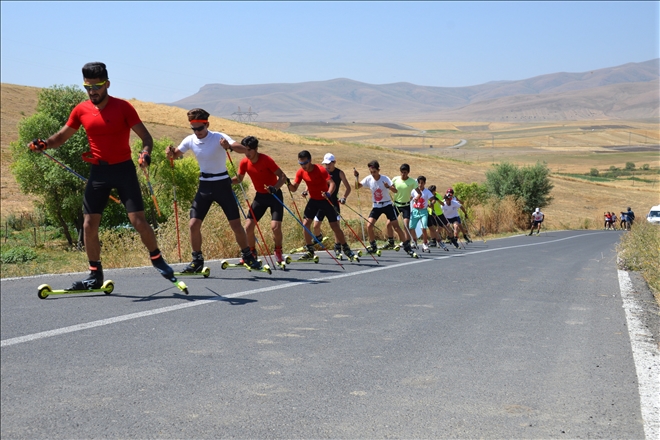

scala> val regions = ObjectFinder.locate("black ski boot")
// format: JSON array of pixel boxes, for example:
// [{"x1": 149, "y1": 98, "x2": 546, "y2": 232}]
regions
[
  {"x1": 451, "y1": 237, "x2": 460, "y2": 249},
  {"x1": 403, "y1": 240, "x2": 418, "y2": 258},
  {"x1": 464, "y1": 235, "x2": 472, "y2": 244},
  {"x1": 68, "y1": 263, "x2": 103, "y2": 290},
  {"x1": 152, "y1": 252, "x2": 175, "y2": 280},
  {"x1": 381, "y1": 238, "x2": 396, "y2": 250},
  {"x1": 429, "y1": 238, "x2": 438, "y2": 248},
  {"x1": 342, "y1": 243, "x2": 359, "y2": 262},
  {"x1": 366, "y1": 240, "x2": 379, "y2": 254},
  {"x1": 242, "y1": 247, "x2": 263, "y2": 270},
  {"x1": 182, "y1": 251, "x2": 204, "y2": 273}
]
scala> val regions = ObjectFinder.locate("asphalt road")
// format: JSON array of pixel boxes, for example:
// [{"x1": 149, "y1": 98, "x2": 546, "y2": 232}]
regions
[{"x1": 0, "y1": 231, "x2": 653, "y2": 438}]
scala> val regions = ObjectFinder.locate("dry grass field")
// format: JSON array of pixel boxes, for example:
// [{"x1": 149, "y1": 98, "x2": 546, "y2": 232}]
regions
[{"x1": 2, "y1": 83, "x2": 659, "y2": 234}]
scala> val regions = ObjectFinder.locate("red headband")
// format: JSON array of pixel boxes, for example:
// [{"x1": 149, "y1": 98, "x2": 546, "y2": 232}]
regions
[{"x1": 190, "y1": 119, "x2": 208, "y2": 123}]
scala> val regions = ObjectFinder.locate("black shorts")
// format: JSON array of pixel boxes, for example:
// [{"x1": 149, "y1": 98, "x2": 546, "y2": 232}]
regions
[
  {"x1": 393, "y1": 204, "x2": 411, "y2": 220},
  {"x1": 532, "y1": 220, "x2": 543, "y2": 227},
  {"x1": 84, "y1": 160, "x2": 144, "y2": 215},
  {"x1": 190, "y1": 179, "x2": 240, "y2": 221},
  {"x1": 247, "y1": 190, "x2": 284, "y2": 222},
  {"x1": 304, "y1": 198, "x2": 338, "y2": 223},
  {"x1": 315, "y1": 199, "x2": 340, "y2": 222},
  {"x1": 429, "y1": 212, "x2": 449, "y2": 227},
  {"x1": 369, "y1": 204, "x2": 398, "y2": 222},
  {"x1": 446, "y1": 216, "x2": 461, "y2": 225}
]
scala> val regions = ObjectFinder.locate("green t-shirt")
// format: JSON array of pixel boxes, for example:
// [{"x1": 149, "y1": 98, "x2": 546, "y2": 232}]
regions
[
  {"x1": 428, "y1": 195, "x2": 443, "y2": 216},
  {"x1": 391, "y1": 176, "x2": 417, "y2": 205}
]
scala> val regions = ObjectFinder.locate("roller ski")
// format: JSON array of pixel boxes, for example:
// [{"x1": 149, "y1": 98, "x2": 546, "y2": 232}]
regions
[
  {"x1": 152, "y1": 253, "x2": 189, "y2": 294},
  {"x1": 402, "y1": 240, "x2": 419, "y2": 259},
  {"x1": 378, "y1": 238, "x2": 400, "y2": 252},
  {"x1": 340, "y1": 243, "x2": 360, "y2": 262},
  {"x1": 174, "y1": 251, "x2": 210, "y2": 278},
  {"x1": 363, "y1": 241, "x2": 381, "y2": 257},
  {"x1": 288, "y1": 236, "x2": 329, "y2": 253},
  {"x1": 221, "y1": 248, "x2": 272, "y2": 274},
  {"x1": 38, "y1": 264, "x2": 115, "y2": 299},
  {"x1": 421, "y1": 243, "x2": 431, "y2": 253},
  {"x1": 290, "y1": 244, "x2": 320, "y2": 264}
]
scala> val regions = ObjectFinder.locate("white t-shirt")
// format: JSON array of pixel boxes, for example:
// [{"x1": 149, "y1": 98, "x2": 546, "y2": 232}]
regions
[
  {"x1": 177, "y1": 131, "x2": 235, "y2": 181},
  {"x1": 532, "y1": 211, "x2": 544, "y2": 221},
  {"x1": 442, "y1": 199, "x2": 462, "y2": 218},
  {"x1": 410, "y1": 188, "x2": 434, "y2": 210},
  {"x1": 360, "y1": 174, "x2": 393, "y2": 206}
]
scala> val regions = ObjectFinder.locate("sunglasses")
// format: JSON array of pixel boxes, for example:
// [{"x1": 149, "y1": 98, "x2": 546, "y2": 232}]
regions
[
  {"x1": 191, "y1": 125, "x2": 206, "y2": 132},
  {"x1": 298, "y1": 160, "x2": 310, "y2": 166},
  {"x1": 82, "y1": 80, "x2": 107, "y2": 91}
]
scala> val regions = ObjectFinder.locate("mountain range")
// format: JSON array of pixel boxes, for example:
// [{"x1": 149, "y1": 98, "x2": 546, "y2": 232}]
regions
[{"x1": 169, "y1": 59, "x2": 659, "y2": 122}]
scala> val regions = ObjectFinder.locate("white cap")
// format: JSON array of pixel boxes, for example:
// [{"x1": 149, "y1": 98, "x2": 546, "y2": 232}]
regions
[
  {"x1": 321, "y1": 153, "x2": 336, "y2": 164},
  {"x1": 535, "y1": 208, "x2": 540, "y2": 212}
]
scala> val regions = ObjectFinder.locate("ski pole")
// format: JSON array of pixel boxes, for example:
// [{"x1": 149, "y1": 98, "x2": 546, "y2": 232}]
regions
[
  {"x1": 430, "y1": 211, "x2": 462, "y2": 249},
  {"x1": 323, "y1": 195, "x2": 379, "y2": 264},
  {"x1": 270, "y1": 191, "x2": 344, "y2": 269},
  {"x1": 285, "y1": 179, "x2": 305, "y2": 225},
  {"x1": 40, "y1": 150, "x2": 121, "y2": 204},
  {"x1": 169, "y1": 157, "x2": 182, "y2": 262},
  {"x1": 353, "y1": 169, "x2": 366, "y2": 242},
  {"x1": 139, "y1": 163, "x2": 161, "y2": 217},
  {"x1": 225, "y1": 151, "x2": 276, "y2": 270}
]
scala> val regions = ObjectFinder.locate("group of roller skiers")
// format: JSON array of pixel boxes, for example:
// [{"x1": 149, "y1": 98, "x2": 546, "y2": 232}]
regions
[{"x1": 27, "y1": 61, "x2": 474, "y2": 293}]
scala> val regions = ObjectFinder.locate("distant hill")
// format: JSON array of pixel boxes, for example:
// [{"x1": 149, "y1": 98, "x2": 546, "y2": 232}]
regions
[{"x1": 169, "y1": 59, "x2": 659, "y2": 122}]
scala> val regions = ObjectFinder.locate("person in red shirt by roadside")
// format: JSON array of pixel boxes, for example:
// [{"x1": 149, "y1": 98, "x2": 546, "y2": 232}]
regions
[
  {"x1": 286, "y1": 150, "x2": 358, "y2": 261},
  {"x1": 28, "y1": 62, "x2": 185, "y2": 292},
  {"x1": 231, "y1": 136, "x2": 288, "y2": 265}
]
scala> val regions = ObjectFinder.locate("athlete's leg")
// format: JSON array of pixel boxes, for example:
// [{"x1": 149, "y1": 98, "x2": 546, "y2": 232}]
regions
[{"x1": 82, "y1": 213, "x2": 102, "y2": 261}]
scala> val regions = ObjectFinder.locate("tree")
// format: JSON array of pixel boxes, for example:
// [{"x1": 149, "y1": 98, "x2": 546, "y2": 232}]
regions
[
  {"x1": 625, "y1": 162, "x2": 636, "y2": 170},
  {"x1": 590, "y1": 168, "x2": 599, "y2": 177},
  {"x1": 10, "y1": 85, "x2": 89, "y2": 246},
  {"x1": 485, "y1": 161, "x2": 554, "y2": 214},
  {"x1": 453, "y1": 182, "x2": 489, "y2": 206}
]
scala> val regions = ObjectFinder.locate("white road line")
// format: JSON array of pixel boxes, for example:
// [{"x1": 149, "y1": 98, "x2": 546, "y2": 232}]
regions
[
  {"x1": 617, "y1": 270, "x2": 660, "y2": 440},
  {"x1": 0, "y1": 232, "x2": 606, "y2": 348}
]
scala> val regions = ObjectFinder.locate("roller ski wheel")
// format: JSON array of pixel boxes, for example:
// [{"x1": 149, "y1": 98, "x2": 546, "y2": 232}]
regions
[
  {"x1": 174, "y1": 267, "x2": 210, "y2": 278},
  {"x1": 37, "y1": 280, "x2": 115, "y2": 299},
  {"x1": 276, "y1": 261, "x2": 287, "y2": 270},
  {"x1": 172, "y1": 279, "x2": 189, "y2": 295},
  {"x1": 406, "y1": 251, "x2": 419, "y2": 259},
  {"x1": 336, "y1": 253, "x2": 344, "y2": 260},
  {"x1": 348, "y1": 254, "x2": 360, "y2": 262}
]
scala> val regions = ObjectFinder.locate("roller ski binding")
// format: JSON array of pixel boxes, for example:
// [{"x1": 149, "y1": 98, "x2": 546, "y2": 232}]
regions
[
  {"x1": 403, "y1": 240, "x2": 419, "y2": 259},
  {"x1": 175, "y1": 251, "x2": 210, "y2": 278},
  {"x1": 152, "y1": 253, "x2": 189, "y2": 294},
  {"x1": 421, "y1": 242, "x2": 431, "y2": 253},
  {"x1": 38, "y1": 264, "x2": 114, "y2": 299}
]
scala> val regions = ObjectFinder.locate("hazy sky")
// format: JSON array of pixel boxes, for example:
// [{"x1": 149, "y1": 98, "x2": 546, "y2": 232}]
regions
[{"x1": 1, "y1": 1, "x2": 658, "y2": 103}]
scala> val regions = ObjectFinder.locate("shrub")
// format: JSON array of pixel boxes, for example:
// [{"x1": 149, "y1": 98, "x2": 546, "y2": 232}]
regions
[
  {"x1": 589, "y1": 168, "x2": 599, "y2": 177},
  {"x1": 1, "y1": 246, "x2": 38, "y2": 264},
  {"x1": 642, "y1": 164, "x2": 650, "y2": 171},
  {"x1": 625, "y1": 162, "x2": 636, "y2": 170},
  {"x1": 485, "y1": 161, "x2": 553, "y2": 214}
]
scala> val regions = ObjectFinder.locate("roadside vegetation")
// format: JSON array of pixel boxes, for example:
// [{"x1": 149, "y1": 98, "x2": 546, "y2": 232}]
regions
[
  {"x1": 617, "y1": 221, "x2": 660, "y2": 305},
  {"x1": 1, "y1": 84, "x2": 657, "y2": 280}
]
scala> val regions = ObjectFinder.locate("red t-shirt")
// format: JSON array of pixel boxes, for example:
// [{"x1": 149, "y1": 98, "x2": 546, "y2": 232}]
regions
[
  {"x1": 66, "y1": 96, "x2": 142, "y2": 164},
  {"x1": 294, "y1": 164, "x2": 331, "y2": 200},
  {"x1": 238, "y1": 154, "x2": 280, "y2": 194}
]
